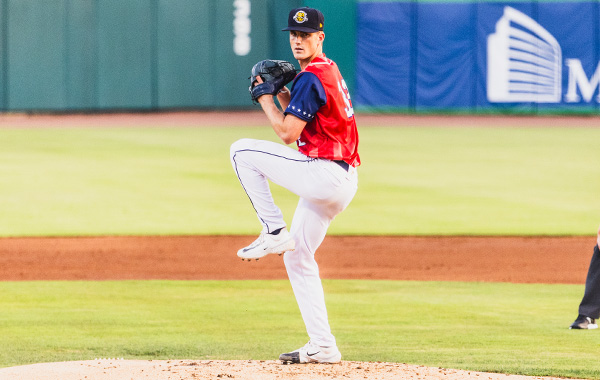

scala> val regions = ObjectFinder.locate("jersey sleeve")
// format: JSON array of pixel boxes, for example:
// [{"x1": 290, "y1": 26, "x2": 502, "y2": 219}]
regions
[{"x1": 284, "y1": 72, "x2": 327, "y2": 122}]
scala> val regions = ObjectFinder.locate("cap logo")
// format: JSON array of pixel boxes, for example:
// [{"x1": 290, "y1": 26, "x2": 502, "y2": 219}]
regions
[{"x1": 293, "y1": 10, "x2": 308, "y2": 23}]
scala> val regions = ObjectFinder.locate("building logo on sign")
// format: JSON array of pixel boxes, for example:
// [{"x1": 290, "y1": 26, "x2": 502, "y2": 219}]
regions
[{"x1": 487, "y1": 6, "x2": 600, "y2": 103}]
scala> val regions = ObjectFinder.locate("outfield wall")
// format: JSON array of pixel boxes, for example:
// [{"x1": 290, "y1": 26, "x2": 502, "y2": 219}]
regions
[
  {"x1": 0, "y1": 0, "x2": 300, "y2": 112},
  {"x1": 0, "y1": 0, "x2": 598, "y2": 114}
]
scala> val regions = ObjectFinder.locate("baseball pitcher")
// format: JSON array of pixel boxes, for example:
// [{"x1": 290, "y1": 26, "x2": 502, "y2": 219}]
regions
[{"x1": 230, "y1": 7, "x2": 360, "y2": 364}]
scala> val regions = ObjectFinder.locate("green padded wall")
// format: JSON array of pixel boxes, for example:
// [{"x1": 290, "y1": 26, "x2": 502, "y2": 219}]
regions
[
  {"x1": 97, "y1": 0, "x2": 154, "y2": 109},
  {"x1": 157, "y1": 0, "x2": 213, "y2": 108},
  {"x1": 213, "y1": 0, "x2": 269, "y2": 107},
  {"x1": 0, "y1": 0, "x2": 308, "y2": 112},
  {"x1": 8, "y1": 1, "x2": 67, "y2": 110},
  {"x1": 65, "y1": 0, "x2": 97, "y2": 110}
]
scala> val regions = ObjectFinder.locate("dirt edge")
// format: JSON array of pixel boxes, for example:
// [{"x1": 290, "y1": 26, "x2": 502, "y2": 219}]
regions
[{"x1": 0, "y1": 359, "x2": 588, "y2": 380}]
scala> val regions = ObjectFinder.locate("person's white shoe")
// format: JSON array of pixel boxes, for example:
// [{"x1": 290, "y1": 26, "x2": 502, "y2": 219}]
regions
[
  {"x1": 279, "y1": 341, "x2": 342, "y2": 364},
  {"x1": 237, "y1": 228, "x2": 295, "y2": 261}
]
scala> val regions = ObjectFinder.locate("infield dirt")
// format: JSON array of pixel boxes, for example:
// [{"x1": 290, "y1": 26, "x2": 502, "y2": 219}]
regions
[{"x1": 0, "y1": 235, "x2": 594, "y2": 283}]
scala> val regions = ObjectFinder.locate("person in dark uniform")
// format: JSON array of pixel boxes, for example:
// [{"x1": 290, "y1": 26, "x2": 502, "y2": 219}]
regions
[{"x1": 570, "y1": 225, "x2": 600, "y2": 330}]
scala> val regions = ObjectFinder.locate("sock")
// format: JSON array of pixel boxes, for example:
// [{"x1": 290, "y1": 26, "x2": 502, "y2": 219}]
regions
[{"x1": 270, "y1": 228, "x2": 283, "y2": 235}]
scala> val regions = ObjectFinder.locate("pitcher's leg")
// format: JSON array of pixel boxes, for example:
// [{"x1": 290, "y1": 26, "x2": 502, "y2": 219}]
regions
[
  {"x1": 230, "y1": 138, "x2": 310, "y2": 233},
  {"x1": 284, "y1": 198, "x2": 337, "y2": 347}
]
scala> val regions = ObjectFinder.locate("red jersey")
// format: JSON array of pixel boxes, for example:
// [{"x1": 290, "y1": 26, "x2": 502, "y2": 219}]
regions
[{"x1": 286, "y1": 54, "x2": 360, "y2": 167}]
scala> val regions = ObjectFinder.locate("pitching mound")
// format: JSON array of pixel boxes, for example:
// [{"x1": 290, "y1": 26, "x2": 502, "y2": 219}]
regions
[{"x1": 0, "y1": 359, "x2": 587, "y2": 380}]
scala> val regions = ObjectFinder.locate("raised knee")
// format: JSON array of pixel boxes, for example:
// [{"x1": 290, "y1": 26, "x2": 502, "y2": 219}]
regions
[
  {"x1": 230, "y1": 138, "x2": 250, "y2": 162},
  {"x1": 230, "y1": 138, "x2": 249, "y2": 157},
  {"x1": 230, "y1": 138, "x2": 256, "y2": 161}
]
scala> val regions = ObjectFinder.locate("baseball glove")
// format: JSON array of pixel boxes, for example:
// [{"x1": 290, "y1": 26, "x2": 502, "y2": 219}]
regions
[{"x1": 249, "y1": 60, "x2": 297, "y2": 104}]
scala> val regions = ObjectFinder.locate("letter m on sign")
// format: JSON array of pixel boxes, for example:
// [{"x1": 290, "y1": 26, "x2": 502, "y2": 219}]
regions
[{"x1": 565, "y1": 59, "x2": 600, "y2": 103}]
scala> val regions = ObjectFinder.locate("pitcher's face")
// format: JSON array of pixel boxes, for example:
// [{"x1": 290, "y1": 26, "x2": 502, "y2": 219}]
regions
[{"x1": 289, "y1": 30, "x2": 324, "y2": 62}]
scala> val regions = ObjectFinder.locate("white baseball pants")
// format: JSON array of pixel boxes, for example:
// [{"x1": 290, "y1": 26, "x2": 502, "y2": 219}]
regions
[{"x1": 230, "y1": 138, "x2": 358, "y2": 347}]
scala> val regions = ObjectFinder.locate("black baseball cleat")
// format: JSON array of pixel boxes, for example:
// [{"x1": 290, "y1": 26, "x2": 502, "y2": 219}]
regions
[
  {"x1": 279, "y1": 341, "x2": 341, "y2": 364},
  {"x1": 279, "y1": 351, "x2": 301, "y2": 364},
  {"x1": 569, "y1": 314, "x2": 598, "y2": 329}
]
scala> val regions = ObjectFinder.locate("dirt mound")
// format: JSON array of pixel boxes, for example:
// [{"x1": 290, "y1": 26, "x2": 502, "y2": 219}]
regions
[{"x1": 0, "y1": 359, "x2": 587, "y2": 380}]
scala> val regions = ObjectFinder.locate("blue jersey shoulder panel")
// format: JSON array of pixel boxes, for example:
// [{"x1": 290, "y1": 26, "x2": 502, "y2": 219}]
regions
[{"x1": 284, "y1": 72, "x2": 327, "y2": 122}]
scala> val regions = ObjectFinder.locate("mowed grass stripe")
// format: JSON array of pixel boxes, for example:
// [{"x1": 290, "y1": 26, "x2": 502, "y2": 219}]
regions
[
  {"x1": 0, "y1": 126, "x2": 597, "y2": 236},
  {"x1": 0, "y1": 280, "x2": 598, "y2": 379}
]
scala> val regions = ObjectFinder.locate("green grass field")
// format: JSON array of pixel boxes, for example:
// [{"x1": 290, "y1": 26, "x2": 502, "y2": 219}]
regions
[
  {"x1": 0, "y1": 125, "x2": 597, "y2": 236},
  {"x1": 0, "y1": 122, "x2": 599, "y2": 378},
  {"x1": 0, "y1": 280, "x2": 598, "y2": 379}
]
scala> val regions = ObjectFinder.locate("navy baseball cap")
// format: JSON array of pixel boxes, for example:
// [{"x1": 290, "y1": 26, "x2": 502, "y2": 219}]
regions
[{"x1": 282, "y1": 7, "x2": 324, "y2": 33}]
